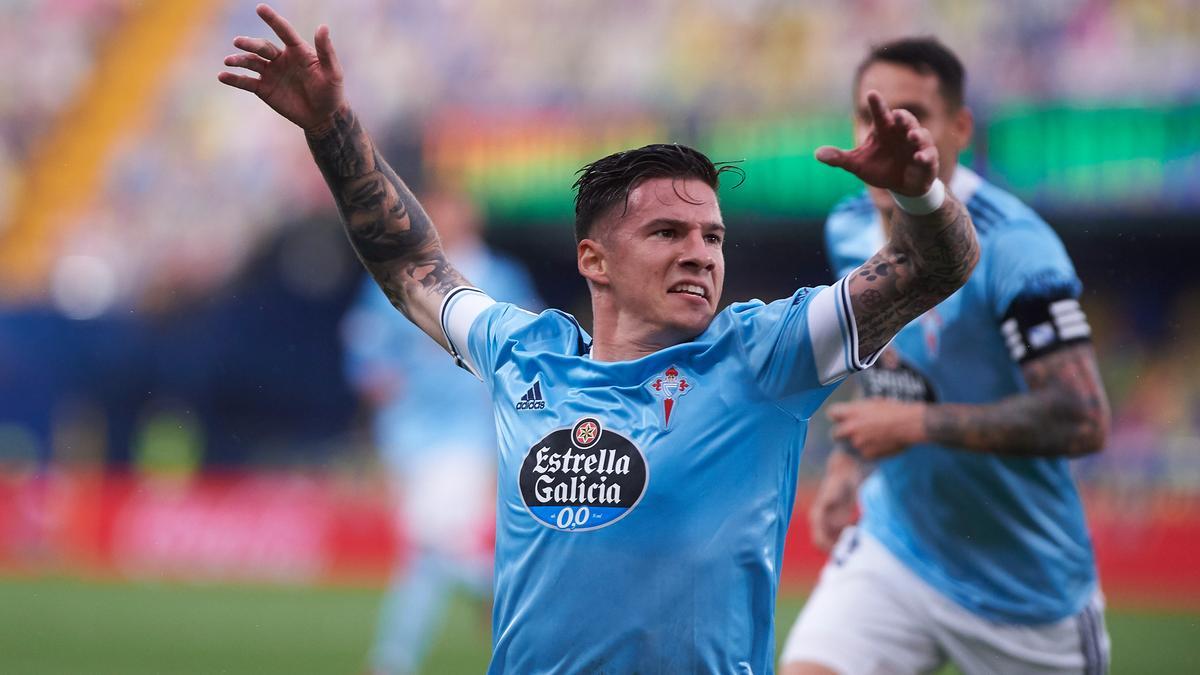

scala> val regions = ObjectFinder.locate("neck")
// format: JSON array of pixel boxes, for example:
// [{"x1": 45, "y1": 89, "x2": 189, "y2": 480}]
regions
[{"x1": 588, "y1": 295, "x2": 689, "y2": 362}]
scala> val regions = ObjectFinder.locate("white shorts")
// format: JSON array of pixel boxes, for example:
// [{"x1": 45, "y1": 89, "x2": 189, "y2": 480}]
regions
[
  {"x1": 781, "y1": 527, "x2": 1110, "y2": 675},
  {"x1": 393, "y1": 449, "x2": 494, "y2": 559}
]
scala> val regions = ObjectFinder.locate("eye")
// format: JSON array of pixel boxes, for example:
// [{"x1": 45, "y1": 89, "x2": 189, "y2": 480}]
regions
[
  {"x1": 653, "y1": 229, "x2": 676, "y2": 239},
  {"x1": 705, "y1": 233, "x2": 723, "y2": 246}
]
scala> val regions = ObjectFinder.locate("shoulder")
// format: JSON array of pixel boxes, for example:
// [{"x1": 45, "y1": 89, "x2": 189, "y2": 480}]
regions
[
  {"x1": 970, "y1": 180, "x2": 1073, "y2": 262},
  {"x1": 707, "y1": 288, "x2": 819, "y2": 333},
  {"x1": 965, "y1": 181, "x2": 1081, "y2": 307},
  {"x1": 968, "y1": 180, "x2": 1056, "y2": 240},
  {"x1": 480, "y1": 303, "x2": 590, "y2": 356}
]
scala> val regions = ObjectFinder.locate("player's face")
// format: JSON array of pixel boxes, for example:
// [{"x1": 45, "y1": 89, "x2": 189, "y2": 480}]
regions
[
  {"x1": 854, "y1": 61, "x2": 973, "y2": 216},
  {"x1": 583, "y1": 177, "x2": 726, "y2": 343}
]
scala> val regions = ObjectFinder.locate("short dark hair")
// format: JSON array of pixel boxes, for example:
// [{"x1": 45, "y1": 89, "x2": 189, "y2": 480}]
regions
[
  {"x1": 571, "y1": 143, "x2": 742, "y2": 242},
  {"x1": 855, "y1": 37, "x2": 966, "y2": 109}
]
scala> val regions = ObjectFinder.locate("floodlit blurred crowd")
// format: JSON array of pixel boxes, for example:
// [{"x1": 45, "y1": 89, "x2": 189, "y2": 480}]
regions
[{"x1": 0, "y1": 0, "x2": 1197, "y2": 490}]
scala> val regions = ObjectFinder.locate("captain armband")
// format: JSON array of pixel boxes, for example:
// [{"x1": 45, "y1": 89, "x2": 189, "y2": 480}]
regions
[{"x1": 999, "y1": 292, "x2": 1091, "y2": 364}]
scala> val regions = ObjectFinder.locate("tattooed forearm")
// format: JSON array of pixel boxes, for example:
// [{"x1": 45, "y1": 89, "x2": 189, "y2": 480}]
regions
[
  {"x1": 849, "y1": 196, "x2": 980, "y2": 354},
  {"x1": 924, "y1": 344, "x2": 1110, "y2": 457},
  {"x1": 305, "y1": 106, "x2": 467, "y2": 338}
]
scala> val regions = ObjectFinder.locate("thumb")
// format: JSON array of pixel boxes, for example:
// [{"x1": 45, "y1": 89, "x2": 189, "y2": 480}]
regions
[
  {"x1": 314, "y1": 24, "x2": 341, "y2": 74},
  {"x1": 815, "y1": 145, "x2": 850, "y2": 168}
]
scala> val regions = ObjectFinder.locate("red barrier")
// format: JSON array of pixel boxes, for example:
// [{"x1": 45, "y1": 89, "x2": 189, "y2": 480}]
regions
[
  {"x1": 1, "y1": 471, "x2": 1197, "y2": 608},
  {"x1": 0, "y1": 471, "x2": 398, "y2": 583}
]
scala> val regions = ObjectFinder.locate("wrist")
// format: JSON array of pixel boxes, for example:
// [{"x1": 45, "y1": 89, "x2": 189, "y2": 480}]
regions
[
  {"x1": 890, "y1": 178, "x2": 946, "y2": 215},
  {"x1": 303, "y1": 103, "x2": 350, "y2": 138},
  {"x1": 911, "y1": 402, "x2": 932, "y2": 445}
]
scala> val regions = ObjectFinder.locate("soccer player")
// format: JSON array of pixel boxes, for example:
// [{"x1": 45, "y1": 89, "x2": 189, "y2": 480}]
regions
[
  {"x1": 219, "y1": 7, "x2": 979, "y2": 671},
  {"x1": 780, "y1": 38, "x2": 1111, "y2": 675},
  {"x1": 341, "y1": 186, "x2": 541, "y2": 675}
]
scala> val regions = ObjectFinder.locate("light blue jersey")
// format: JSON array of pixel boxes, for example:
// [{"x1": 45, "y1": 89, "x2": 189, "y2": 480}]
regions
[
  {"x1": 442, "y1": 277, "x2": 874, "y2": 674},
  {"x1": 342, "y1": 246, "x2": 541, "y2": 468},
  {"x1": 826, "y1": 167, "x2": 1097, "y2": 625}
]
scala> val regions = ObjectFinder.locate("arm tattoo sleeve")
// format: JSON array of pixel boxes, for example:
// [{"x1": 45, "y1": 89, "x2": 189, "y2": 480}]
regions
[
  {"x1": 924, "y1": 344, "x2": 1110, "y2": 457},
  {"x1": 305, "y1": 106, "x2": 467, "y2": 343},
  {"x1": 848, "y1": 197, "x2": 980, "y2": 355}
]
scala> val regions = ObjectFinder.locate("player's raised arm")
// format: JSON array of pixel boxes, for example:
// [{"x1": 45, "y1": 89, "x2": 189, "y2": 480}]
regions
[
  {"x1": 218, "y1": 4, "x2": 468, "y2": 352},
  {"x1": 816, "y1": 91, "x2": 979, "y2": 356}
]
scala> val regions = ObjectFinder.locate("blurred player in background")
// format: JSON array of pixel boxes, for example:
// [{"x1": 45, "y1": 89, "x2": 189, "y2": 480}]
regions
[
  {"x1": 782, "y1": 38, "x2": 1112, "y2": 675},
  {"x1": 219, "y1": 6, "x2": 979, "y2": 671},
  {"x1": 341, "y1": 186, "x2": 540, "y2": 675}
]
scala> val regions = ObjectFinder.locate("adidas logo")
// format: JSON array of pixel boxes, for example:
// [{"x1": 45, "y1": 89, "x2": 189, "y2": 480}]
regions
[{"x1": 515, "y1": 381, "x2": 546, "y2": 410}]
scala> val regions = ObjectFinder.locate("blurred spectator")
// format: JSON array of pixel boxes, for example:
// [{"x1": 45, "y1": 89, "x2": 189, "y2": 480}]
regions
[
  {"x1": 340, "y1": 186, "x2": 541, "y2": 675},
  {"x1": 8, "y1": 0, "x2": 1199, "y2": 311},
  {"x1": 0, "y1": 0, "x2": 1197, "y2": 493}
]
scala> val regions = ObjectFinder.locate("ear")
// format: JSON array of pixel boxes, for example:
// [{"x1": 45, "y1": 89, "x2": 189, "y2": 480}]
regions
[
  {"x1": 577, "y1": 238, "x2": 609, "y2": 286},
  {"x1": 952, "y1": 105, "x2": 975, "y2": 151}
]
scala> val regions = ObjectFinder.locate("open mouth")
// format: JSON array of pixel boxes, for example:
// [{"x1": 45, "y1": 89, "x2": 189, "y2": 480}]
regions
[{"x1": 668, "y1": 283, "x2": 708, "y2": 300}]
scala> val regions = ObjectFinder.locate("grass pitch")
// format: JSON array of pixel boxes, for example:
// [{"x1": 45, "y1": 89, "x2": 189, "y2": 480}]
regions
[{"x1": 1, "y1": 576, "x2": 1197, "y2": 673}]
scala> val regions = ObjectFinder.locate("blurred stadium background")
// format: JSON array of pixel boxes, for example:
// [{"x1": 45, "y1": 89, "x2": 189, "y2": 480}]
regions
[{"x1": 1, "y1": 0, "x2": 1198, "y2": 672}]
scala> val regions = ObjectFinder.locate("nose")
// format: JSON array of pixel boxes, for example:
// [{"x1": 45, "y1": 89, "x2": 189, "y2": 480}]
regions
[{"x1": 678, "y1": 229, "x2": 715, "y2": 271}]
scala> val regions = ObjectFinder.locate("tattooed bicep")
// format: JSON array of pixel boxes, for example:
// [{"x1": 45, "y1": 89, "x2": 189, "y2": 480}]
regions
[{"x1": 1019, "y1": 343, "x2": 1104, "y2": 397}]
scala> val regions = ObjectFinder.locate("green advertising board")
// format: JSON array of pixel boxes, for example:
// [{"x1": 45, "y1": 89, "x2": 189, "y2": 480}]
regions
[{"x1": 429, "y1": 103, "x2": 1199, "y2": 226}]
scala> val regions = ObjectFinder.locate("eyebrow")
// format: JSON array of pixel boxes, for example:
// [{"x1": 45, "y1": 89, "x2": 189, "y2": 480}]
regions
[{"x1": 643, "y1": 218, "x2": 726, "y2": 233}]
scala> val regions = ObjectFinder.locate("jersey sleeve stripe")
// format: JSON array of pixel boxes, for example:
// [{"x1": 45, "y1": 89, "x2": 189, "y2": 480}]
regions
[
  {"x1": 439, "y1": 285, "x2": 496, "y2": 381},
  {"x1": 840, "y1": 275, "x2": 888, "y2": 373},
  {"x1": 809, "y1": 275, "x2": 889, "y2": 386},
  {"x1": 836, "y1": 276, "x2": 856, "y2": 376}
]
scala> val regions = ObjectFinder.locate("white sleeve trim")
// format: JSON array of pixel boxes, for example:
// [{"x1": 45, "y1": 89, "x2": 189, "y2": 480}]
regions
[
  {"x1": 807, "y1": 276, "x2": 888, "y2": 386},
  {"x1": 439, "y1": 286, "x2": 496, "y2": 381}
]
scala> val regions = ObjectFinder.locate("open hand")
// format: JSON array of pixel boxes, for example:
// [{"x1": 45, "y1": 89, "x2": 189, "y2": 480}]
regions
[
  {"x1": 218, "y1": 4, "x2": 345, "y2": 134},
  {"x1": 828, "y1": 398, "x2": 927, "y2": 460},
  {"x1": 815, "y1": 91, "x2": 938, "y2": 197}
]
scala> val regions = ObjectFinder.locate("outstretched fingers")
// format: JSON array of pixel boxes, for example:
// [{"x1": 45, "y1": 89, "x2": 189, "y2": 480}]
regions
[
  {"x1": 257, "y1": 4, "x2": 305, "y2": 47},
  {"x1": 815, "y1": 145, "x2": 853, "y2": 169},
  {"x1": 314, "y1": 24, "x2": 341, "y2": 73},
  {"x1": 891, "y1": 108, "x2": 919, "y2": 133},
  {"x1": 865, "y1": 90, "x2": 893, "y2": 131},
  {"x1": 217, "y1": 71, "x2": 260, "y2": 93},
  {"x1": 233, "y1": 36, "x2": 280, "y2": 60},
  {"x1": 913, "y1": 147, "x2": 938, "y2": 168},
  {"x1": 898, "y1": 120, "x2": 937, "y2": 166},
  {"x1": 906, "y1": 125, "x2": 932, "y2": 148},
  {"x1": 886, "y1": 108, "x2": 937, "y2": 168},
  {"x1": 224, "y1": 53, "x2": 269, "y2": 74}
]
